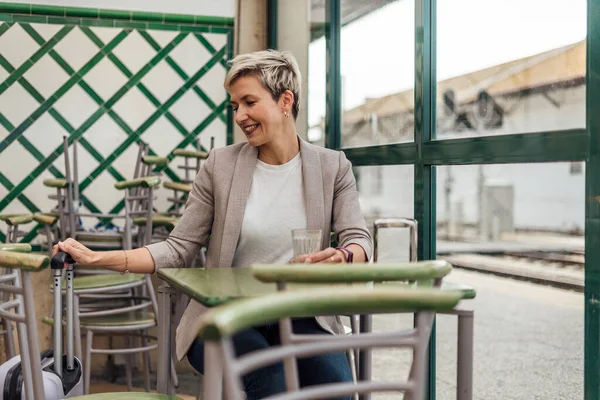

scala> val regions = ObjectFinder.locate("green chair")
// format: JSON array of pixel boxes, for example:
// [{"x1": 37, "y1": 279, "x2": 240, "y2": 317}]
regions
[
  {"x1": 0, "y1": 213, "x2": 34, "y2": 243},
  {"x1": 162, "y1": 137, "x2": 212, "y2": 219},
  {"x1": 196, "y1": 286, "x2": 462, "y2": 400},
  {"x1": 252, "y1": 260, "x2": 453, "y2": 400}
]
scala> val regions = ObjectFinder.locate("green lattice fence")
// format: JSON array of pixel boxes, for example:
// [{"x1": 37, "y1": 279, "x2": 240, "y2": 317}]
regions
[{"x1": 0, "y1": 3, "x2": 234, "y2": 243}]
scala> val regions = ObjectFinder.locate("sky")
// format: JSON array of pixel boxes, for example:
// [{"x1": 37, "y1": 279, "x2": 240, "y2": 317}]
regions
[{"x1": 307, "y1": 0, "x2": 587, "y2": 128}]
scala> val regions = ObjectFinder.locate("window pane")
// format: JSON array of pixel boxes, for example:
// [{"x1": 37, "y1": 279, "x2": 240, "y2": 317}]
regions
[
  {"x1": 436, "y1": 0, "x2": 586, "y2": 139},
  {"x1": 435, "y1": 163, "x2": 584, "y2": 398},
  {"x1": 338, "y1": 0, "x2": 415, "y2": 148},
  {"x1": 307, "y1": 0, "x2": 327, "y2": 146},
  {"x1": 354, "y1": 165, "x2": 414, "y2": 260}
]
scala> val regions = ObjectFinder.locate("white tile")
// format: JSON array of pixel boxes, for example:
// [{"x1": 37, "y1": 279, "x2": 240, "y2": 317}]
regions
[
  {"x1": 0, "y1": 24, "x2": 39, "y2": 69},
  {"x1": 0, "y1": 67, "x2": 9, "y2": 86},
  {"x1": 146, "y1": 29, "x2": 179, "y2": 49},
  {"x1": 71, "y1": 144, "x2": 100, "y2": 184},
  {"x1": 23, "y1": 112, "x2": 68, "y2": 157},
  {"x1": 0, "y1": 140, "x2": 38, "y2": 184},
  {"x1": 53, "y1": 85, "x2": 99, "y2": 129},
  {"x1": 200, "y1": 33, "x2": 227, "y2": 52},
  {"x1": 169, "y1": 88, "x2": 212, "y2": 132},
  {"x1": 110, "y1": 143, "x2": 141, "y2": 181},
  {"x1": 140, "y1": 59, "x2": 184, "y2": 104},
  {"x1": 88, "y1": 26, "x2": 121, "y2": 46},
  {"x1": 0, "y1": 83, "x2": 39, "y2": 127},
  {"x1": 111, "y1": 30, "x2": 156, "y2": 75},
  {"x1": 83, "y1": 114, "x2": 128, "y2": 158},
  {"x1": 84, "y1": 57, "x2": 128, "y2": 101},
  {"x1": 168, "y1": 33, "x2": 212, "y2": 77},
  {"x1": 111, "y1": 86, "x2": 157, "y2": 131},
  {"x1": 198, "y1": 118, "x2": 227, "y2": 150},
  {"x1": 21, "y1": 169, "x2": 58, "y2": 214},
  {"x1": 29, "y1": 23, "x2": 62, "y2": 42},
  {"x1": 0, "y1": 123, "x2": 7, "y2": 141},
  {"x1": 81, "y1": 169, "x2": 122, "y2": 214},
  {"x1": 53, "y1": 26, "x2": 98, "y2": 72},
  {"x1": 196, "y1": 62, "x2": 227, "y2": 105},
  {"x1": 22, "y1": 53, "x2": 71, "y2": 99},
  {"x1": 142, "y1": 115, "x2": 184, "y2": 158}
]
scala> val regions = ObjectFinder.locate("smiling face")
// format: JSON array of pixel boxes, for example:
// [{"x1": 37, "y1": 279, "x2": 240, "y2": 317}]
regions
[{"x1": 228, "y1": 74, "x2": 290, "y2": 148}]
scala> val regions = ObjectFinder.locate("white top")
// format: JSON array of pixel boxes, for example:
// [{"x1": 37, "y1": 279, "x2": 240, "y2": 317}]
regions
[{"x1": 231, "y1": 153, "x2": 307, "y2": 268}]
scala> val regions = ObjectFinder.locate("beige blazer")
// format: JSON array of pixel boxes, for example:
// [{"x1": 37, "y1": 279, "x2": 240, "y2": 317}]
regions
[{"x1": 147, "y1": 137, "x2": 373, "y2": 361}]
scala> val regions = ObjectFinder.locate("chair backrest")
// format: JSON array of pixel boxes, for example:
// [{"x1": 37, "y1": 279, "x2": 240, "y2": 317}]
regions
[
  {"x1": 251, "y1": 260, "x2": 452, "y2": 288},
  {"x1": 374, "y1": 217, "x2": 418, "y2": 263},
  {"x1": 114, "y1": 177, "x2": 161, "y2": 249},
  {"x1": 196, "y1": 287, "x2": 462, "y2": 400}
]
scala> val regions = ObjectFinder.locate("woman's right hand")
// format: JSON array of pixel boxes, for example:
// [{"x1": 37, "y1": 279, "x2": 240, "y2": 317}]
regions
[{"x1": 52, "y1": 238, "x2": 98, "y2": 266}]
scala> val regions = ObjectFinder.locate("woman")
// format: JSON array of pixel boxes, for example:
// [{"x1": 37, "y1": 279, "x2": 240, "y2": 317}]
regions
[{"x1": 54, "y1": 50, "x2": 372, "y2": 399}]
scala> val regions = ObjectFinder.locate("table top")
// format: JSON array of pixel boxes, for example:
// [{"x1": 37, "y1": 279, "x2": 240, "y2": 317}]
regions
[{"x1": 157, "y1": 267, "x2": 476, "y2": 307}]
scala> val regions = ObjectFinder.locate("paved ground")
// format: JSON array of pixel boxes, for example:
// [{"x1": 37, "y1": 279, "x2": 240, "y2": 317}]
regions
[{"x1": 95, "y1": 268, "x2": 584, "y2": 399}]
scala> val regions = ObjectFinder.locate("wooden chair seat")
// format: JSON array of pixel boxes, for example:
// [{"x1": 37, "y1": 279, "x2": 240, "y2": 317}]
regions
[
  {"x1": 0, "y1": 213, "x2": 34, "y2": 226},
  {"x1": 0, "y1": 243, "x2": 32, "y2": 253},
  {"x1": 81, "y1": 311, "x2": 156, "y2": 327},
  {"x1": 48, "y1": 273, "x2": 144, "y2": 292},
  {"x1": 172, "y1": 148, "x2": 208, "y2": 159},
  {"x1": 44, "y1": 311, "x2": 156, "y2": 328},
  {"x1": 133, "y1": 216, "x2": 178, "y2": 230},
  {"x1": 70, "y1": 393, "x2": 182, "y2": 399},
  {"x1": 33, "y1": 212, "x2": 59, "y2": 225},
  {"x1": 42, "y1": 178, "x2": 68, "y2": 188},
  {"x1": 142, "y1": 155, "x2": 169, "y2": 166},
  {"x1": 76, "y1": 231, "x2": 124, "y2": 243},
  {"x1": 162, "y1": 181, "x2": 192, "y2": 193}
]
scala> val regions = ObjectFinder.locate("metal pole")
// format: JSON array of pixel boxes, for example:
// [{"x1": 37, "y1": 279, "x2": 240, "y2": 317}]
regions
[
  {"x1": 21, "y1": 271, "x2": 45, "y2": 399},
  {"x1": 358, "y1": 314, "x2": 372, "y2": 400},
  {"x1": 157, "y1": 285, "x2": 174, "y2": 394},
  {"x1": 53, "y1": 267, "x2": 63, "y2": 378},
  {"x1": 456, "y1": 310, "x2": 474, "y2": 400},
  {"x1": 66, "y1": 263, "x2": 75, "y2": 371}
]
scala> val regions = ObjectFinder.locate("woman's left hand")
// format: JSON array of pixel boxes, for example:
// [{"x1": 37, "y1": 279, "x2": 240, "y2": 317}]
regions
[{"x1": 293, "y1": 247, "x2": 346, "y2": 264}]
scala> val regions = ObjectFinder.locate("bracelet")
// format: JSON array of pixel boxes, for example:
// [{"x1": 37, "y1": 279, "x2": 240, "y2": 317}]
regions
[
  {"x1": 121, "y1": 250, "x2": 129, "y2": 275},
  {"x1": 335, "y1": 246, "x2": 354, "y2": 263}
]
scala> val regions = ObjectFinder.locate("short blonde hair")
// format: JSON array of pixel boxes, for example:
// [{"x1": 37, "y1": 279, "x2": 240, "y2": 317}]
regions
[{"x1": 225, "y1": 49, "x2": 301, "y2": 120}]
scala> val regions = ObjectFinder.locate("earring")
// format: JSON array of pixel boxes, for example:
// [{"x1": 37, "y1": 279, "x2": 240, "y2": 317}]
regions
[{"x1": 284, "y1": 111, "x2": 289, "y2": 118}]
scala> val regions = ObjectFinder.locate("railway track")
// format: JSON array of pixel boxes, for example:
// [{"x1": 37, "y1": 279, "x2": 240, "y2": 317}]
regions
[{"x1": 438, "y1": 250, "x2": 584, "y2": 291}]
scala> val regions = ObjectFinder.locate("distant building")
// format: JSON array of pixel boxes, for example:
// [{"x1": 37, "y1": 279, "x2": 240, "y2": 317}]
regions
[{"x1": 314, "y1": 40, "x2": 586, "y2": 235}]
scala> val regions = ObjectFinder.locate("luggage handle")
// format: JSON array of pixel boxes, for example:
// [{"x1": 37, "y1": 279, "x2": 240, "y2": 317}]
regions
[{"x1": 50, "y1": 251, "x2": 76, "y2": 377}]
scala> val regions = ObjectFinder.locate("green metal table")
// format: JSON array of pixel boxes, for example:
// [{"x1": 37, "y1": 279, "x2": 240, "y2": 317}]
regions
[{"x1": 155, "y1": 267, "x2": 475, "y2": 398}]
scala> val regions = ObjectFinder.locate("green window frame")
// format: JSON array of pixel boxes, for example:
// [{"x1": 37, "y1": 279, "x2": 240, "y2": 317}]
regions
[{"x1": 270, "y1": 0, "x2": 599, "y2": 398}]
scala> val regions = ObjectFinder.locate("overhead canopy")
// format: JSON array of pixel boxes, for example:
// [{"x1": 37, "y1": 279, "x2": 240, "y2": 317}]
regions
[{"x1": 310, "y1": 0, "x2": 398, "y2": 41}]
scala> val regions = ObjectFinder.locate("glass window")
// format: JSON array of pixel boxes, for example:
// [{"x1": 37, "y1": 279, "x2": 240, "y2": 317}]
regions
[
  {"x1": 435, "y1": 163, "x2": 584, "y2": 398},
  {"x1": 307, "y1": 0, "x2": 327, "y2": 146},
  {"x1": 336, "y1": 0, "x2": 415, "y2": 148},
  {"x1": 354, "y1": 165, "x2": 414, "y2": 261},
  {"x1": 436, "y1": 0, "x2": 586, "y2": 139}
]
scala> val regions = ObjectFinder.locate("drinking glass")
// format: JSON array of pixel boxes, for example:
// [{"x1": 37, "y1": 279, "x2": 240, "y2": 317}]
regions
[{"x1": 292, "y1": 229, "x2": 322, "y2": 263}]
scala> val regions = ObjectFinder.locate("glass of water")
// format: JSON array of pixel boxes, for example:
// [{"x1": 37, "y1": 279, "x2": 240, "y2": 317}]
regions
[{"x1": 292, "y1": 229, "x2": 322, "y2": 263}]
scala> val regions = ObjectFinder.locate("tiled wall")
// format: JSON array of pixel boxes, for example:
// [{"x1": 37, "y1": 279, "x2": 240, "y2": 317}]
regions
[{"x1": 0, "y1": 3, "x2": 233, "y2": 243}]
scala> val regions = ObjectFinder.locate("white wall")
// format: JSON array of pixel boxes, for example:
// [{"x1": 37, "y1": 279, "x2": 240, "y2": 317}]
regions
[{"x1": 2, "y1": 0, "x2": 234, "y2": 17}]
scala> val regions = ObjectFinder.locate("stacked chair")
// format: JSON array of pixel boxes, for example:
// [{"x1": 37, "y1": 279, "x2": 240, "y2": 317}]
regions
[
  {"x1": 34, "y1": 137, "x2": 179, "y2": 394},
  {"x1": 0, "y1": 246, "x2": 182, "y2": 399}
]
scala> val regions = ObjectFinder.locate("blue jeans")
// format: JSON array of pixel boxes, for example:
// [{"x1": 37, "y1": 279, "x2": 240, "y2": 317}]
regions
[{"x1": 187, "y1": 318, "x2": 352, "y2": 400}]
